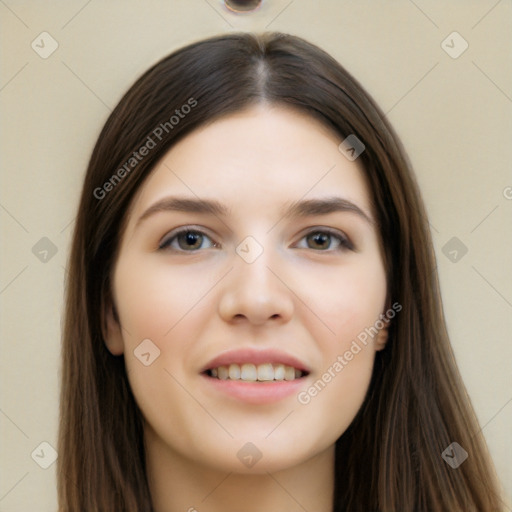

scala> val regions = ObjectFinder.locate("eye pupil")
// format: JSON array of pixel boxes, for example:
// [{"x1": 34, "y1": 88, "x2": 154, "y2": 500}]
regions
[
  {"x1": 179, "y1": 231, "x2": 203, "y2": 250},
  {"x1": 308, "y1": 232, "x2": 330, "y2": 249}
]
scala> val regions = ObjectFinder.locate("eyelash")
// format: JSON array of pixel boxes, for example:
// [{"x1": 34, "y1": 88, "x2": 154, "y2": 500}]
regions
[
  {"x1": 295, "y1": 227, "x2": 354, "y2": 252},
  {"x1": 158, "y1": 226, "x2": 354, "y2": 253},
  {"x1": 158, "y1": 227, "x2": 218, "y2": 252}
]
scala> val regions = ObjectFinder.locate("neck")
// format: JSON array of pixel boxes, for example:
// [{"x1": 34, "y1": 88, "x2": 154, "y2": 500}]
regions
[{"x1": 144, "y1": 426, "x2": 335, "y2": 512}]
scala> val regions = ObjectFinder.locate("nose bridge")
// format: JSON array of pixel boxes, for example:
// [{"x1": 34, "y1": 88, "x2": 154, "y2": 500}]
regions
[
  {"x1": 233, "y1": 238, "x2": 281, "y2": 299},
  {"x1": 217, "y1": 236, "x2": 294, "y2": 324},
  {"x1": 233, "y1": 233, "x2": 278, "y2": 282}
]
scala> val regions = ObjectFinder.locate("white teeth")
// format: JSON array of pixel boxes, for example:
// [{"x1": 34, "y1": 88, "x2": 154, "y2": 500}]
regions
[
  {"x1": 241, "y1": 363, "x2": 257, "y2": 381},
  {"x1": 284, "y1": 366, "x2": 296, "y2": 381},
  {"x1": 257, "y1": 363, "x2": 274, "y2": 381},
  {"x1": 217, "y1": 366, "x2": 229, "y2": 380},
  {"x1": 228, "y1": 363, "x2": 240, "y2": 380},
  {"x1": 208, "y1": 363, "x2": 304, "y2": 381},
  {"x1": 274, "y1": 364, "x2": 285, "y2": 380}
]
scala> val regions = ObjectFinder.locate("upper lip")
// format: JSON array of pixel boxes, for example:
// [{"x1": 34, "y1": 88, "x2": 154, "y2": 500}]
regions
[{"x1": 201, "y1": 348, "x2": 311, "y2": 374}]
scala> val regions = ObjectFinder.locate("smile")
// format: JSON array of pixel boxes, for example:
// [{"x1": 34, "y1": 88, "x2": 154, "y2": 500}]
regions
[
  {"x1": 200, "y1": 348, "x2": 311, "y2": 403},
  {"x1": 205, "y1": 363, "x2": 307, "y2": 381}
]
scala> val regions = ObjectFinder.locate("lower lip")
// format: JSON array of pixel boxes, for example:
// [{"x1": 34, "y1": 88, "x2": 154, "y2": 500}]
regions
[{"x1": 200, "y1": 374, "x2": 307, "y2": 405}]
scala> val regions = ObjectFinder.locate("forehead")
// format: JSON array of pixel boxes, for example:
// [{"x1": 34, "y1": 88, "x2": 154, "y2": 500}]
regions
[{"x1": 128, "y1": 104, "x2": 371, "y2": 221}]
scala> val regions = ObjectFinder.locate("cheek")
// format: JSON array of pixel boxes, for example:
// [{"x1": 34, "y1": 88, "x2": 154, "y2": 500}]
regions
[
  {"x1": 112, "y1": 258, "x2": 222, "y2": 446},
  {"x1": 293, "y1": 255, "x2": 386, "y2": 431},
  {"x1": 111, "y1": 255, "x2": 210, "y2": 407},
  {"x1": 298, "y1": 348, "x2": 375, "y2": 443},
  {"x1": 296, "y1": 253, "x2": 387, "y2": 349},
  {"x1": 113, "y1": 254, "x2": 219, "y2": 347},
  {"x1": 112, "y1": 253, "x2": 224, "y2": 388}
]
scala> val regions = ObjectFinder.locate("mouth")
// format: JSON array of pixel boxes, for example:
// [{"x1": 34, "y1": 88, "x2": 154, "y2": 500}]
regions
[
  {"x1": 200, "y1": 349, "x2": 311, "y2": 404},
  {"x1": 204, "y1": 363, "x2": 308, "y2": 382}
]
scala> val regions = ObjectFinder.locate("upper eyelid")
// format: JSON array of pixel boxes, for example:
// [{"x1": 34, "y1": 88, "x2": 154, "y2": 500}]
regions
[
  {"x1": 160, "y1": 225, "x2": 215, "y2": 242},
  {"x1": 296, "y1": 225, "x2": 348, "y2": 238},
  {"x1": 294, "y1": 225, "x2": 351, "y2": 241}
]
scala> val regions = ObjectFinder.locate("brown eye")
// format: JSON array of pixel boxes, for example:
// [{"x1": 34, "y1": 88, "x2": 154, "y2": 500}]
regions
[
  {"x1": 296, "y1": 228, "x2": 353, "y2": 252},
  {"x1": 177, "y1": 231, "x2": 204, "y2": 250},
  {"x1": 306, "y1": 232, "x2": 331, "y2": 250},
  {"x1": 159, "y1": 229, "x2": 216, "y2": 252}
]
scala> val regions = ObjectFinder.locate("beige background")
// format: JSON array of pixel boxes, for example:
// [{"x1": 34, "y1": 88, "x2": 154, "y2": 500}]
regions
[{"x1": 1, "y1": 1, "x2": 511, "y2": 510}]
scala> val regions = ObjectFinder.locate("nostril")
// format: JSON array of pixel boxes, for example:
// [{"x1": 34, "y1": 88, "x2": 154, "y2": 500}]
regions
[{"x1": 224, "y1": 0, "x2": 262, "y2": 13}]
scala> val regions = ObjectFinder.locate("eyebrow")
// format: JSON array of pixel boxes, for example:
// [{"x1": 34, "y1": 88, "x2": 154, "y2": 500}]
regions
[
  {"x1": 137, "y1": 197, "x2": 230, "y2": 226},
  {"x1": 136, "y1": 195, "x2": 373, "y2": 227},
  {"x1": 282, "y1": 197, "x2": 373, "y2": 225}
]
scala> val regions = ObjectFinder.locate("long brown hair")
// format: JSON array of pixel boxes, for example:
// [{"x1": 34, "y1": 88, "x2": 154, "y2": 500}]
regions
[{"x1": 58, "y1": 32, "x2": 504, "y2": 511}]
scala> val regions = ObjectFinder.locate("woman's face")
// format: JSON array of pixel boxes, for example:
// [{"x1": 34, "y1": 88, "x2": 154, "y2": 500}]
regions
[{"x1": 105, "y1": 104, "x2": 388, "y2": 474}]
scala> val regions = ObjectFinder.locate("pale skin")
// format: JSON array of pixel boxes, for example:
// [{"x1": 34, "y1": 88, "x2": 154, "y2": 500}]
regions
[{"x1": 105, "y1": 104, "x2": 389, "y2": 512}]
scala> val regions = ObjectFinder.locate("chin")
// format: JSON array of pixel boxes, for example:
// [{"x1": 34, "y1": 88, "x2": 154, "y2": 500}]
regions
[{"x1": 191, "y1": 436, "x2": 329, "y2": 475}]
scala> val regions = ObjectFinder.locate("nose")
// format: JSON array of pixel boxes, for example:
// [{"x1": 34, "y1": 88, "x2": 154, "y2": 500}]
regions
[{"x1": 218, "y1": 250, "x2": 294, "y2": 326}]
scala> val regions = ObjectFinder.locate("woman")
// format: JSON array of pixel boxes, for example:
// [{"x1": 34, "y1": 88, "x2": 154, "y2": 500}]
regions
[{"x1": 58, "y1": 32, "x2": 504, "y2": 511}]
